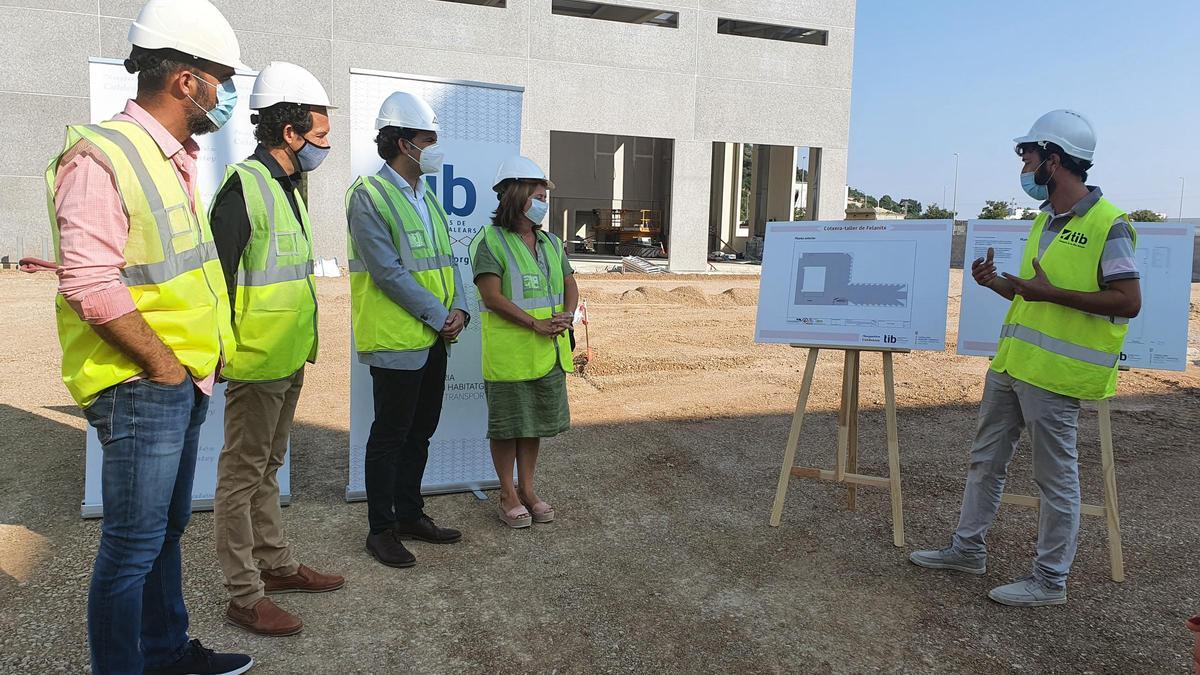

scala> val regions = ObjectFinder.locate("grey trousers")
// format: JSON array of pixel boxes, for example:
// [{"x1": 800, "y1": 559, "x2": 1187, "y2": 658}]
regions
[{"x1": 951, "y1": 369, "x2": 1082, "y2": 589}]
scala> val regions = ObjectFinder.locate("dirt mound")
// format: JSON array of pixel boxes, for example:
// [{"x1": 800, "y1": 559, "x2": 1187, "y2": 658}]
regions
[
  {"x1": 582, "y1": 291, "x2": 623, "y2": 305},
  {"x1": 712, "y1": 287, "x2": 758, "y2": 307},
  {"x1": 619, "y1": 286, "x2": 674, "y2": 304},
  {"x1": 667, "y1": 285, "x2": 709, "y2": 307},
  {"x1": 580, "y1": 285, "x2": 739, "y2": 307}
]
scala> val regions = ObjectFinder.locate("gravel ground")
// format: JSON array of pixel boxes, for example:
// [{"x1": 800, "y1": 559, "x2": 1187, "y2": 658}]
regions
[{"x1": 1, "y1": 270, "x2": 1198, "y2": 674}]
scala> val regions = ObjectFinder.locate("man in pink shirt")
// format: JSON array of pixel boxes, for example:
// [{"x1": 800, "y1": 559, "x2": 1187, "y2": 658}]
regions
[{"x1": 50, "y1": 1, "x2": 254, "y2": 673}]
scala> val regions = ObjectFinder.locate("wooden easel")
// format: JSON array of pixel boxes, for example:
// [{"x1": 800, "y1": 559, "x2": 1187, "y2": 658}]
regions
[
  {"x1": 769, "y1": 346, "x2": 908, "y2": 547},
  {"x1": 998, "y1": 397, "x2": 1125, "y2": 582}
]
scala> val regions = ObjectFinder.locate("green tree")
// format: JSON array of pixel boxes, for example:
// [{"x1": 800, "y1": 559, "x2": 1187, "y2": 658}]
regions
[
  {"x1": 921, "y1": 203, "x2": 954, "y2": 219},
  {"x1": 848, "y1": 186, "x2": 878, "y2": 207},
  {"x1": 978, "y1": 200, "x2": 1012, "y2": 220},
  {"x1": 898, "y1": 198, "x2": 922, "y2": 218},
  {"x1": 1128, "y1": 209, "x2": 1165, "y2": 222},
  {"x1": 1018, "y1": 209, "x2": 1037, "y2": 220},
  {"x1": 878, "y1": 194, "x2": 898, "y2": 212}
]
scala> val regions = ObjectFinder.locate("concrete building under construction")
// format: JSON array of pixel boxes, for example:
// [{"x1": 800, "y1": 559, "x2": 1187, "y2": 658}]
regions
[{"x1": 0, "y1": 0, "x2": 855, "y2": 272}]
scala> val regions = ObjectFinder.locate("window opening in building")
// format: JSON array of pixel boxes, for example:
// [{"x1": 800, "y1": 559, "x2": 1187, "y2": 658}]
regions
[
  {"x1": 552, "y1": 0, "x2": 679, "y2": 28},
  {"x1": 708, "y1": 142, "x2": 821, "y2": 261},
  {"x1": 549, "y1": 131, "x2": 675, "y2": 259},
  {"x1": 716, "y1": 19, "x2": 827, "y2": 45}
]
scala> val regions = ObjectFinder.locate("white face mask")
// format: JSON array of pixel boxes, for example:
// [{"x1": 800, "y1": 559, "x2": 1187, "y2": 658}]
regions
[
  {"x1": 525, "y1": 198, "x2": 549, "y2": 226},
  {"x1": 405, "y1": 139, "x2": 443, "y2": 175}
]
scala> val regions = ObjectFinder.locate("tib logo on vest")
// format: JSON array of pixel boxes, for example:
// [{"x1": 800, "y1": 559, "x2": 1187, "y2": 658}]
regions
[{"x1": 1058, "y1": 228, "x2": 1089, "y2": 248}]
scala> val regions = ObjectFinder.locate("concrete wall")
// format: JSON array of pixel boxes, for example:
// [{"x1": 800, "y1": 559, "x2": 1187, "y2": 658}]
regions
[{"x1": 1, "y1": 0, "x2": 856, "y2": 273}]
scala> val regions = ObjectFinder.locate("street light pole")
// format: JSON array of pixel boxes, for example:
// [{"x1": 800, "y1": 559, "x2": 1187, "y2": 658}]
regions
[
  {"x1": 951, "y1": 152, "x2": 960, "y2": 221},
  {"x1": 1179, "y1": 177, "x2": 1186, "y2": 221}
]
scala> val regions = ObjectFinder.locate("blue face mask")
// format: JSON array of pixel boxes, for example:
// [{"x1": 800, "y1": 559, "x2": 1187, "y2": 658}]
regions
[
  {"x1": 190, "y1": 76, "x2": 238, "y2": 131},
  {"x1": 295, "y1": 138, "x2": 331, "y2": 173},
  {"x1": 525, "y1": 198, "x2": 549, "y2": 226},
  {"x1": 1020, "y1": 159, "x2": 1054, "y2": 201}
]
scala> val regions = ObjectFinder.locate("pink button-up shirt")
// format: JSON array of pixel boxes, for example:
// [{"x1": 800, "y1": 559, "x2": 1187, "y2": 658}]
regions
[{"x1": 54, "y1": 100, "x2": 216, "y2": 395}]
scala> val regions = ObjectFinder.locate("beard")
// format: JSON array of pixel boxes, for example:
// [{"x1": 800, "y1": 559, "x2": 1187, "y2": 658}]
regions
[
  {"x1": 1035, "y1": 164, "x2": 1057, "y2": 196},
  {"x1": 186, "y1": 105, "x2": 218, "y2": 137}
]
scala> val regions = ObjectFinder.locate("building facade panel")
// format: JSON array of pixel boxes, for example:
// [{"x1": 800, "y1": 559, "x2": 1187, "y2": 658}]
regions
[
  {"x1": 1, "y1": 7, "x2": 95, "y2": 96},
  {"x1": 1, "y1": 0, "x2": 855, "y2": 269},
  {"x1": 528, "y1": 0, "x2": 700, "y2": 75},
  {"x1": 696, "y1": 14, "x2": 854, "y2": 90},
  {"x1": 332, "y1": 0, "x2": 529, "y2": 59},
  {"x1": 0, "y1": 92, "x2": 89, "y2": 177},
  {"x1": 699, "y1": 0, "x2": 855, "y2": 29}
]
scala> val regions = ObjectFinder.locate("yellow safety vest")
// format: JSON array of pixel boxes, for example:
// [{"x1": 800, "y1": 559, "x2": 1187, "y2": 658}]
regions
[
  {"x1": 47, "y1": 120, "x2": 233, "y2": 407},
  {"x1": 991, "y1": 197, "x2": 1136, "y2": 400},
  {"x1": 468, "y1": 225, "x2": 574, "y2": 382},
  {"x1": 214, "y1": 159, "x2": 318, "y2": 382},
  {"x1": 345, "y1": 175, "x2": 456, "y2": 355}
]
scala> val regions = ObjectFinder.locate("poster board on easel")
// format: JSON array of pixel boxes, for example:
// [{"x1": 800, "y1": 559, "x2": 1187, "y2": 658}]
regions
[
  {"x1": 954, "y1": 218, "x2": 1196, "y2": 581},
  {"x1": 756, "y1": 220, "x2": 954, "y2": 545}
]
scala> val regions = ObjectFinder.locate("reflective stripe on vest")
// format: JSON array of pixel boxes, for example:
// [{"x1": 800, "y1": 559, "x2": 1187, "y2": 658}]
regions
[
  {"x1": 345, "y1": 173, "x2": 456, "y2": 355},
  {"x1": 218, "y1": 158, "x2": 318, "y2": 382},
  {"x1": 485, "y1": 227, "x2": 565, "y2": 312},
  {"x1": 233, "y1": 163, "x2": 315, "y2": 286},
  {"x1": 998, "y1": 323, "x2": 1120, "y2": 369},
  {"x1": 359, "y1": 176, "x2": 456, "y2": 272},
  {"x1": 48, "y1": 120, "x2": 231, "y2": 407},
  {"x1": 471, "y1": 225, "x2": 574, "y2": 382},
  {"x1": 990, "y1": 196, "x2": 1135, "y2": 400},
  {"x1": 85, "y1": 124, "x2": 215, "y2": 285}
]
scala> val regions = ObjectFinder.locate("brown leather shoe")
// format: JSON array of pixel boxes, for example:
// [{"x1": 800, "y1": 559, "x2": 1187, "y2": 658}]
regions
[
  {"x1": 225, "y1": 597, "x2": 303, "y2": 637},
  {"x1": 366, "y1": 530, "x2": 416, "y2": 568},
  {"x1": 262, "y1": 564, "x2": 345, "y2": 595}
]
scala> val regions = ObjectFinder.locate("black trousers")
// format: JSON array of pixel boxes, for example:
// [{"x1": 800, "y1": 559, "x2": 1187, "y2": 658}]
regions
[{"x1": 364, "y1": 340, "x2": 448, "y2": 534}]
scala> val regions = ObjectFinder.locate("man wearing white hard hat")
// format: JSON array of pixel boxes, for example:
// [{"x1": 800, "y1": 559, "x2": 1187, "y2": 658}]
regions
[
  {"x1": 911, "y1": 110, "x2": 1141, "y2": 607},
  {"x1": 46, "y1": 0, "x2": 252, "y2": 672},
  {"x1": 346, "y1": 90, "x2": 469, "y2": 567},
  {"x1": 470, "y1": 157, "x2": 577, "y2": 529},
  {"x1": 209, "y1": 61, "x2": 344, "y2": 637}
]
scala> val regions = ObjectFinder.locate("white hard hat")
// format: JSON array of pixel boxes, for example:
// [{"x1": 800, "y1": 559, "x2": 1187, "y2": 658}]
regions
[
  {"x1": 493, "y1": 156, "x2": 555, "y2": 191},
  {"x1": 128, "y1": 0, "x2": 248, "y2": 71},
  {"x1": 250, "y1": 62, "x2": 334, "y2": 110},
  {"x1": 375, "y1": 91, "x2": 439, "y2": 131},
  {"x1": 1013, "y1": 109, "x2": 1096, "y2": 162}
]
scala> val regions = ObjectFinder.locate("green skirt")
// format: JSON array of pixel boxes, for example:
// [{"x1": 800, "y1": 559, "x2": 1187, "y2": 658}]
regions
[{"x1": 484, "y1": 364, "x2": 571, "y2": 440}]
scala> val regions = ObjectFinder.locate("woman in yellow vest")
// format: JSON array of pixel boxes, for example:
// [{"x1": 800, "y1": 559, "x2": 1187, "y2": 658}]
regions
[{"x1": 470, "y1": 156, "x2": 577, "y2": 528}]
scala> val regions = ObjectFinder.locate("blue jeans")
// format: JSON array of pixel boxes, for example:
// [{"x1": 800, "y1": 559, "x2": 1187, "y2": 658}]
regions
[{"x1": 83, "y1": 378, "x2": 209, "y2": 674}]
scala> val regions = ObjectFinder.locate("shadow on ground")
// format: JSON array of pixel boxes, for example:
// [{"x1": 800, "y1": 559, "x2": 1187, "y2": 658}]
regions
[{"x1": 1, "y1": 388, "x2": 1198, "y2": 673}]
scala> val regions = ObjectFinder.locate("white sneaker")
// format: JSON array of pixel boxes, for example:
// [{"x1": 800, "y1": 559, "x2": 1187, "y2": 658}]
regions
[
  {"x1": 988, "y1": 575, "x2": 1067, "y2": 607},
  {"x1": 908, "y1": 546, "x2": 987, "y2": 575}
]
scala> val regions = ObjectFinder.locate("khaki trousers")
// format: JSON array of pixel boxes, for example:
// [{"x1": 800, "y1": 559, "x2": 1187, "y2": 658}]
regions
[{"x1": 214, "y1": 368, "x2": 304, "y2": 608}]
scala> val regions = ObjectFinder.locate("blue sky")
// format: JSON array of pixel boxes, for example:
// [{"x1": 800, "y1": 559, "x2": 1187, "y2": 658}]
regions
[{"x1": 847, "y1": 0, "x2": 1198, "y2": 218}]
